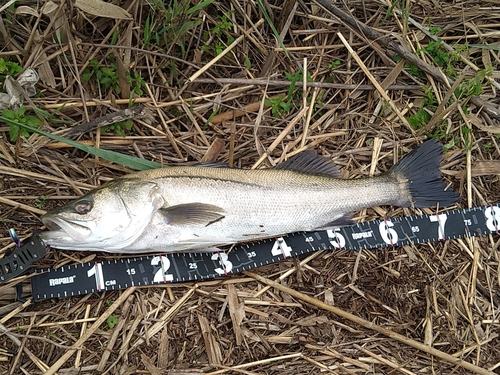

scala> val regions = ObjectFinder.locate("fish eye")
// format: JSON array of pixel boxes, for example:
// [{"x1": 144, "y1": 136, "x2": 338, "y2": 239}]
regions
[{"x1": 74, "y1": 200, "x2": 92, "y2": 214}]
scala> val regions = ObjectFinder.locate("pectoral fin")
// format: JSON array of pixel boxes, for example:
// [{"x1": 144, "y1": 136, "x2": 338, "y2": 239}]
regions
[{"x1": 160, "y1": 203, "x2": 225, "y2": 227}]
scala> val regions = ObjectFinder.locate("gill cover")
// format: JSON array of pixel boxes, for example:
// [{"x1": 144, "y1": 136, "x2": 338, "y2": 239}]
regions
[{"x1": 41, "y1": 179, "x2": 165, "y2": 251}]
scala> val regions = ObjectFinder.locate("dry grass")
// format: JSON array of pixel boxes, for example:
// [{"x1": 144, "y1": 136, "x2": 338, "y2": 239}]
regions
[{"x1": 1, "y1": 0, "x2": 500, "y2": 373}]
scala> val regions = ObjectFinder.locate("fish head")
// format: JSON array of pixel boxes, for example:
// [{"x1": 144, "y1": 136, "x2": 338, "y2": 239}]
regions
[{"x1": 40, "y1": 179, "x2": 164, "y2": 251}]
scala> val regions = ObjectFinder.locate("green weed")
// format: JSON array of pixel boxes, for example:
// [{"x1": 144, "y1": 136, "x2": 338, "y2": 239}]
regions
[
  {"x1": 0, "y1": 58, "x2": 23, "y2": 77},
  {"x1": 393, "y1": 55, "x2": 423, "y2": 76},
  {"x1": 428, "y1": 126, "x2": 454, "y2": 143},
  {"x1": 323, "y1": 60, "x2": 342, "y2": 83},
  {"x1": 407, "y1": 62, "x2": 490, "y2": 143},
  {"x1": 482, "y1": 143, "x2": 495, "y2": 153},
  {"x1": 83, "y1": 59, "x2": 145, "y2": 99},
  {"x1": 428, "y1": 25, "x2": 442, "y2": 36},
  {"x1": 328, "y1": 60, "x2": 341, "y2": 70},
  {"x1": 245, "y1": 56, "x2": 252, "y2": 70},
  {"x1": 266, "y1": 95, "x2": 291, "y2": 118},
  {"x1": 0, "y1": 116, "x2": 161, "y2": 170},
  {"x1": 144, "y1": 0, "x2": 214, "y2": 57},
  {"x1": 424, "y1": 39, "x2": 461, "y2": 78},
  {"x1": 454, "y1": 67, "x2": 491, "y2": 100},
  {"x1": 102, "y1": 120, "x2": 134, "y2": 137},
  {"x1": 407, "y1": 108, "x2": 431, "y2": 130},
  {"x1": 395, "y1": 25, "x2": 463, "y2": 78},
  {"x1": 82, "y1": 59, "x2": 121, "y2": 94},
  {"x1": 0, "y1": 58, "x2": 24, "y2": 93},
  {"x1": 407, "y1": 86, "x2": 439, "y2": 131},
  {"x1": 206, "y1": 108, "x2": 220, "y2": 126},
  {"x1": 265, "y1": 68, "x2": 312, "y2": 117},
  {"x1": 128, "y1": 71, "x2": 145, "y2": 97},
  {"x1": 2, "y1": 107, "x2": 43, "y2": 142},
  {"x1": 34, "y1": 195, "x2": 49, "y2": 209},
  {"x1": 202, "y1": 12, "x2": 235, "y2": 56},
  {"x1": 106, "y1": 315, "x2": 118, "y2": 329}
]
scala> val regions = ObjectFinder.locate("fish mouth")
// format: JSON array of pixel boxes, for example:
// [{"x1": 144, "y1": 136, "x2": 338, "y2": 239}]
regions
[{"x1": 41, "y1": 216, "x2": 91, "y2": 242}]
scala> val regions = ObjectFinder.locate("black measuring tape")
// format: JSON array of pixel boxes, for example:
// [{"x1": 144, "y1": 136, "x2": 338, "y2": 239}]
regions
[{"x1": 18, "y1": 203, "x2": 497, "y2": 301}]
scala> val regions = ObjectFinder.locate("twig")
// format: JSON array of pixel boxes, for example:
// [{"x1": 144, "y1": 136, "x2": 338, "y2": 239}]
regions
[
  {"x1": 0, "y1": 322, "x2": 50, "y2": 373},
  {"x1": 354, "y1": 344, "x2": 417, "y2": 375},
  {"x1": 251, "y1": 107, "x2": 309, "y2": 169},
  {"x1": 0, "y1": 196, "x2": 46, "y2": 215},
  {"x1": 378, "y1": 0, "x2": 500, "y2": 91},
  {"x1": 44, "y1": 287, "x2": 137, "y2": 375},
  {"x1": 63, "y1": 105, "x2": 150, "y2": 138},
  {"x1": 193, "y1": 77, "x2": 421, "y2": 91},
  {"x1": 313, "y1": 0, "x2": 500, "y2": 120},
  {"x1": 179, "y1": 35, "x2": 244, "y2": 96},
  {"x1": 244, "y1": 271, "x2": 496, "y2": 375},
  {"x1": 337, "y1": 32, "x2": 413, "y2": 131},
  {"x1": 205, "y1": 353, "x2": 303, "y2": 375},
  {"x1": 0, "y1": 330, "x2": 83, "y2": 350}
]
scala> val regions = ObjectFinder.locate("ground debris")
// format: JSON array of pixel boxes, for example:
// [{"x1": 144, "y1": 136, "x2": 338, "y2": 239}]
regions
[{"x1": 1, "y1": 0, "x2": 500, "y2": 374}]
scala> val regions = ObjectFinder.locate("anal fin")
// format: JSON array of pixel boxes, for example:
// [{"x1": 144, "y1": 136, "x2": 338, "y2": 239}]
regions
[{"x1": 321, "y1": 214, "x2": 354, "y2": 229}]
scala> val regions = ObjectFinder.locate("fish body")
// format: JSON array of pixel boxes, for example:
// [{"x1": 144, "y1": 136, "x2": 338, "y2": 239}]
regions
[{"x1": 40, "y1": 140, "x2": 458, "y2": 253}]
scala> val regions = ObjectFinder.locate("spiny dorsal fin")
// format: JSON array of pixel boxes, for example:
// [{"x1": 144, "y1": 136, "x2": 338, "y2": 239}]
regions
[
  {"x1": 193, "y1": 162, "x2": 229, "y2": 168},
  {"x1": 274, "y1": 150, "x2": 341, "y2": 178}
]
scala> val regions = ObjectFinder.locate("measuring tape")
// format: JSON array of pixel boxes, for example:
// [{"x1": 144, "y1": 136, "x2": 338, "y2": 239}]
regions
[{"x1": 18, "y1": 203, "x2": 497, "y2": 301}]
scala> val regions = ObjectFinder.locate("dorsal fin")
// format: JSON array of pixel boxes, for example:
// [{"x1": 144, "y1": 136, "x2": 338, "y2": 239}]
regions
[
  {"x1": 274, "y1": 150, "x2": 341, "y2": 177},
  {"x1": 193, "y1": 161, "x2": 229, "y2": 168}
]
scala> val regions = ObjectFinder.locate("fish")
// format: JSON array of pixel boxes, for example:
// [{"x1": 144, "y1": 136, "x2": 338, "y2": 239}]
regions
[{"x1": 39, "y1": 139, "x2": 458, "y2": 253}]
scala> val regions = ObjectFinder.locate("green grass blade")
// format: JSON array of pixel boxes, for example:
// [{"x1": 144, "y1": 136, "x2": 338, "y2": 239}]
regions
[
  {"x1": 186, "y1": 0, "x2": 216, "y2": 15},
  {"x1": 255, "y1": 0, "x2": 289, "y2": 58},
  {"x1": 467, "y1": 44, "x2": 500, "y2": 51},
  {"x1": 0, "y1": 116, "x2": 161, "y2": 170}
]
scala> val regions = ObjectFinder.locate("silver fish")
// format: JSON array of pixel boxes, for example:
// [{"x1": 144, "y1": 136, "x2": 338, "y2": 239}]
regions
[{"x1": 40, "y1": 140, "x2": 458, "y2": 253}]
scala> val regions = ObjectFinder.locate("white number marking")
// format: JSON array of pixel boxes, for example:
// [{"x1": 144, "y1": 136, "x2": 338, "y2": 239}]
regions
[
  {"x1": 430, "y1": 213, "x2": 447, "y2": 240},
  {"x1": 379, "y1": 220, "x2": 398, "y2": 245},
  {"x1": 271, "y1": 237, "x2": 292, "y2": 258},
  {"x1": 485, "y1": 206, "x2": 500, "y2": 232},
  {"x1": 327, "y1": 229, "x2": 345, "y2": 249},
  {"x1": 126, "y1": 268, "x2": 136, "y2": 275},
  {"x1": 211, "y1": 252, "x2": 233, "y2": 275},
  {"x1": 151, "y1": 256, "x2": 174, "y2": 283},
  {"x1": 87, "y1": 263, "x2": 105, "y2": 291}
]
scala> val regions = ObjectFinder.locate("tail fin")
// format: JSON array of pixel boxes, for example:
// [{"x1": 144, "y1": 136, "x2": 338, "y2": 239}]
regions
[{"x1": 389, "y1": 139, "x2": 458, "y2": 208}]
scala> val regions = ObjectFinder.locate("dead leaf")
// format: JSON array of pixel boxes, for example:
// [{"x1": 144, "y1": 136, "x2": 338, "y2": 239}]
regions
[
  {"x1": 197, "y1": 313, "x2": 222, "y2": 366},
  {"x1": 32, "y1": 31, "x2": 57, "y2": 88},
  {"x1": 227, "y1": 284, "x2": 245, "y2": 345},
  {"x1": 466, "y1": 113, "x2": 500, "y2": 134},
  {"x1": 41, "y1": 1, "x2": 59, "y2": 14},
  {"x1": 471, "y1": 161, "x2": 500, "y2": 176},
  {"x1": 140, "y1": 353, "x2": 162, "y2": 375},
  {"x1": 294, "y1": 314, "x2": 329, "y2": 327},
  {"x1": 14, "y1": 6, "x2": 39, "y2": 17},
  {"x1": 74, "y1": 0, "x2": 132, "y2": 20}
]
